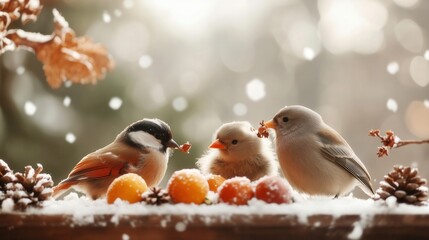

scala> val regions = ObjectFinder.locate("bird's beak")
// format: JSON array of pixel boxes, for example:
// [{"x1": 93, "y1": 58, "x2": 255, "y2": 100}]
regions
[
  {"x1": 209, "y1": 139, "x2": 226, "y2": 149},
  {"x1": 167, "y1": 139, "x2": 180, "y2": 149},
  {"x1": 263, "y1": 119, "x2": 277, "y2": 129}
]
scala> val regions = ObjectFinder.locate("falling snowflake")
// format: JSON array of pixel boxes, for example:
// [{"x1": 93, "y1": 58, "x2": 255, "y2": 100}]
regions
[
  {"x1": 303, "y1": 47, "x2": 315, "y2": 61},
  {"x1": 139, "y1": 55, "x2": 153, "y2": 69},
  {"x1": 114, "y1": 9, "x2": 122, "y2": 17},
  {"x1": 233, "y1": 103, "x2": 247, "y2": 116},
  {"x1": 387, "y1": 62, "x2": 399, "y2": 75},
  {"x1": 246, "y1": 79, "x2": 266, "y2": 102},
  {"x1": 102, "y1": 11, "x2": 111, "y2": 23},
  {"x1": 386, "y1": 98, "x2": 398, "y2": 112},
  {"x1": 123, "y1": 0, "x2": 134, "y2": 9},
  {"x1": 175, "y1": 221, "x2": 187, "y2": 232},
  {"x1": 109, "y1": 97, "x2": 123, "y2": 110},
  {"x1": 122, "y1": 233, "x2": 130, "y2": 240},
  {"x1": 424, "y1": 99, "x2": 429, "y2": 108},
  {"x1": 64, "y1": 81, "x2": 73, "y2": 88},
  {"x1": 65, "y1": 133, "x2": 76, "y2": 144},
  {"x1": 172, "y1": 97, "x2": 188, "y2": 112},
  {"x1": 16, "y1": 66, "x2": 25, "y2": 75},
  {"x1": 424, "y1": 50, "x2": 429, "y2": 61},
  {"x1": 24, "y1": 101, "x2": 37, "y2": 116},
  {"x1": 393, "y1": 0, "x2": 420, "y2": 8},
  {"x1": 63, "y1": 96, "x2": 71, "y2": 107}
]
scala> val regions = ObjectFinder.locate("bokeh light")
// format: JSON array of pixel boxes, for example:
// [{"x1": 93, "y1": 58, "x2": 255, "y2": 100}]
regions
[
  {"x1": 405, "y1": 101, "x2": 429, "y2": 138},
  {"x1": 318, "y1": 0, "x2": 387, "y2": 54},
  {"x1": 395, "y1": 19, "x2": 423, "y2": 53}
]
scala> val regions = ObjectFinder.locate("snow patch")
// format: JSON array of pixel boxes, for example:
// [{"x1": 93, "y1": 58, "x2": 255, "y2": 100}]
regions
[
  {"x1": 122, "y1": 233, "x2": 130, "y2": 240},
  {"x1": 175, "y1": 221, "x2": 187, "y2": 232},
  {"x1": 1, "y1": 198, "x2": 15, "y2": 212},
  {"x1": 23, "y1": 193, "x2": 429, "y2": 229},
  {"x1": 348, "y1": 221, "x2": 363, "y2": 239}
]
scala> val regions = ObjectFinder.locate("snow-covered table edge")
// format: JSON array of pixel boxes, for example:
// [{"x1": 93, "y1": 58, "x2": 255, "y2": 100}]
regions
[
  {"x1": 1, "y1": 194, "x2": 429, "y2": 239},
  {"x1": 0, "y1": 213, "x2": 428, "y2": 239}
]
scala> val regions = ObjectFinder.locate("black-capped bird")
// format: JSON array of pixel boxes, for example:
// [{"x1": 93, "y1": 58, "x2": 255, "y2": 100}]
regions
[{"x1": 53, "y1": 119, "x2": 180, "y2": 199}]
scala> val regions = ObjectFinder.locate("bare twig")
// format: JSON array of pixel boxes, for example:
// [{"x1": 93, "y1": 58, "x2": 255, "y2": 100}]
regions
[
  {"x1": 396, "y1": 139, "x2": 429, "y2": 148},
  {"x1": 369, "y1": 129, "x2": 429, "y2": 157}
]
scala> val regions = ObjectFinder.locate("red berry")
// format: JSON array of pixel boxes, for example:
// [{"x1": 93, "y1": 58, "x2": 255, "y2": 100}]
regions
[
  {"x1": 255, "y1": 176, "x2": 293, "y2": 204},
  {"x1": 218, "y1": 177, "x2": 254, "y2": 205},
  {"x1": 206, "y1": 174, "x2": 226, "y2": 192}
]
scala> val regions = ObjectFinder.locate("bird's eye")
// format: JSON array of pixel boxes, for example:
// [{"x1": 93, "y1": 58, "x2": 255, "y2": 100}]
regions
[
  {"x1": 282, "y1": 117, "x2": 289, "y2": 123},
  {"x1": 232, "y1": 140, "x2": 238, "y2": 145}
]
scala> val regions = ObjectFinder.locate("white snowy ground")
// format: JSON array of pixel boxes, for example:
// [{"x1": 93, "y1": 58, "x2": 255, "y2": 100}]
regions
[{"x1": 7, "y1": 191, "x2": 427, "y2": 226}]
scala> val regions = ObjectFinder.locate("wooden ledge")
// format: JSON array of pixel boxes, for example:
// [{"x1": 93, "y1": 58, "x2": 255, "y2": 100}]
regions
[{"x1": 1, "y1": 213, "x2": 428, "y2": 239}]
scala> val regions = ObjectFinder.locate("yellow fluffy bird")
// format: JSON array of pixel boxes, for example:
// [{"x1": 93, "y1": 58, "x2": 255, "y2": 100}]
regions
[{"x1": 197, "y1": 121, "x2": 278, "y2": 181}]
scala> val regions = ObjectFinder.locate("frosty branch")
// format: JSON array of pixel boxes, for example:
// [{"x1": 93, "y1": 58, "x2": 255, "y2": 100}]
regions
[
  {"x1": 0, "y1": 0, "x2": 114, "y2": 88},
  {"x1": 369, "y1": 129, "x2": 429, "y2": 157}
]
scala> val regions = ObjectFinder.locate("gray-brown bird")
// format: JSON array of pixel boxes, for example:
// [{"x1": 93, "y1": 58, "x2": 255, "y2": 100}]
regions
[
  {"x1": 262, "y1": 105, "x2": 374, "y2": 197},
  {"x1": 197, "y1": 121, "x2": 278, "y2": 181}
]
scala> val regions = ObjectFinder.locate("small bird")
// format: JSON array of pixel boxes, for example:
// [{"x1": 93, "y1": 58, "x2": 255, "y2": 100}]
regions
[
  {"x1": 197, "y1": 121, "x2": 278, "y2": 181},
  {"x1": 262, "y1": 105, "x2": 374, "y2": 197},
  {"x1": 53, "y1": 118, "x2": 180, "y2": 199}
]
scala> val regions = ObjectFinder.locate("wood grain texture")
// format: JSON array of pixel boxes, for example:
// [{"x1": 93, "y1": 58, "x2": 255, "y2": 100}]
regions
[{"x1": 0, "y1": 213, "x2": 428, "y2": 240}]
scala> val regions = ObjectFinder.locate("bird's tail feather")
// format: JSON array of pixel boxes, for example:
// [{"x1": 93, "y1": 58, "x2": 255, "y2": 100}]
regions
[{"x1": 52, "y1": 181, "x2": 75, "y2": 199}]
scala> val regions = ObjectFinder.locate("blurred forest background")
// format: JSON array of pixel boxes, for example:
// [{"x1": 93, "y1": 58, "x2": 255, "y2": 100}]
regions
[{"x1": 0, "y1": 0, "x2": 428, "y2": 198}]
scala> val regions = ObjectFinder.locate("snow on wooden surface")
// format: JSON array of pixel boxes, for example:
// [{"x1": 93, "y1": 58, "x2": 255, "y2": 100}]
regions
[
  {"x1": 1, "y1": 193, "x2": 429, "y2": 239},
  {"x1": 14, "y1": 192, "x2": 427, "y2": 225}
]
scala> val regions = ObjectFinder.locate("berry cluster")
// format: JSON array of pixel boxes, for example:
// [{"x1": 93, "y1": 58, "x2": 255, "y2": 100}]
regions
[{"x1": 105, "y1": 170, "x2": 293, "y2": 206}]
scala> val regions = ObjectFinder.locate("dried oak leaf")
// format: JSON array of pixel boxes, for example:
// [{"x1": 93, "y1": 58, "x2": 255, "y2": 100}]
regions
[
  {"x1": 0, "y1": 0, "x2": 42, "y2": 26},
  {"x1": 1, "y1": 7, "x2": 113, "y2": 88},
  {"x1": 33, "y1": 9, "x2": 114, "y2": 88}
]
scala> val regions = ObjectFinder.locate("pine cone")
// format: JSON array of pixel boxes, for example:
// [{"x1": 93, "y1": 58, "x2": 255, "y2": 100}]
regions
[
  {"x1": 0, "y1": 159, "x2": 12, "y2": 177},
  {"x1": 141, "y1": 187, "x2": 171, "y2": 205},
  {"x1": 373, "y1": 165, "x2": 428, "y2": 206},
  {"x1": 0, "y1": 161, "x2": 54, "y2": 211}
]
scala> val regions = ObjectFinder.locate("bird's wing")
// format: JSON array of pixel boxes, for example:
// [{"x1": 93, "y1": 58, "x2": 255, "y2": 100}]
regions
[
  {"x1": 60, "y1": 151, "x2": 126, "y2": 184},
  {"x1": 317, "y1": 130, "x2": 374, "y2": 194}
]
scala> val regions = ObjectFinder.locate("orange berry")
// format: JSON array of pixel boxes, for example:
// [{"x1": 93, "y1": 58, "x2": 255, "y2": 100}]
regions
[
  {"x1": 218, "y1": 177, "x2": 254, "y2": 205},
  {"x1": 167, "y1": 169, "x2": 208, "y2": 204},
  {"x1": 106, "y1": 173, "x2": 148, "y2": 204},
  {"x1": 206, "y1": 174, "x2": 226, "y2": 192},
  {"x1": 255, "y1": 176, "x2": 293, "y2": 204}
]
